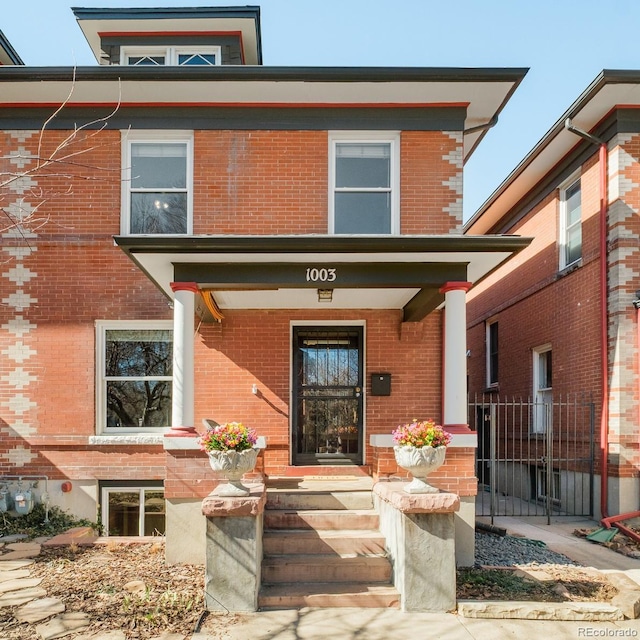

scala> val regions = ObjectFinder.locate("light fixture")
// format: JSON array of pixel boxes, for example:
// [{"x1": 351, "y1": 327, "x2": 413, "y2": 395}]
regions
[{"x1": 317, "y1": 288, "x2": 333, "y2": 303}]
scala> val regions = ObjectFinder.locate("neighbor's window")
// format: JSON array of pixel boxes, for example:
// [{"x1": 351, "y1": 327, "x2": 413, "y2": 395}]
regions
[
  {"x1": 101, "y1": 485, "x2": 165, "y2": 536},
  {"x1": 122, "y1": 132, "x2": 193, "y2": 235},
  {"x1": 121, "y1": 46, "x2": 221, "y2": 66},
  {"x1": 486, "y1": 319, "x2": 499, "y2": 387},
  {"x1": 97, "y1": 321, "x2": 173, "y2": 432},
  {"x1": 329, "y1": 132, "x2": 399, "y2": 234},
  {"x1": 559, "y1": 174, "x2": 581, "y2": 269}
]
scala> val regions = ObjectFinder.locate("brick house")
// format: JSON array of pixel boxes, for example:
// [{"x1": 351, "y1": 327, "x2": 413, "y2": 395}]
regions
[
  {"x1": 465, "y1": 70, "x2": 640, "y2": 526},
  {"x1": 0, "y1": 6, "x2": 528, "y2": 565}
]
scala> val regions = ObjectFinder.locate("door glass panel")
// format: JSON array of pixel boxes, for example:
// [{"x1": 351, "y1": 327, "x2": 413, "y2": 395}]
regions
[{"x1": 293, "y1": 328, "x2": 363, "y2": 464}]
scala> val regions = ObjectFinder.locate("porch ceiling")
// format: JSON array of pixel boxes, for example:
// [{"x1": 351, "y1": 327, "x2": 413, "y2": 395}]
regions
[{"x1": 114, "y1": 234, "x2": 531, "y2": 322}]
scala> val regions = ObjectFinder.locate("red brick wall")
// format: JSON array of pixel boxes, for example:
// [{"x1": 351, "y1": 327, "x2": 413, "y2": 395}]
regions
[
  {"x1": 467, "y1": 155, "x2": 602, "y2": 404},
  {"x1": 1, "y1": 125, "x2": 465, "y2": 497}
]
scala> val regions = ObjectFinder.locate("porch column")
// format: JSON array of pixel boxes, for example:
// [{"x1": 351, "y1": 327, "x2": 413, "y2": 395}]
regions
[
  {"x1": 440, "y1": 281, "x2": 472, "y2": 432},
  {"x1": 170, "y1": 281, "x2": 198, "y2": 433}
]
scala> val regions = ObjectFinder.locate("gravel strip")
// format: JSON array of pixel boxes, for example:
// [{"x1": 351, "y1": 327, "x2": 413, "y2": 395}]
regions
[{"x1": 475, "y1": 531, "x2": 580, "y2": 567}]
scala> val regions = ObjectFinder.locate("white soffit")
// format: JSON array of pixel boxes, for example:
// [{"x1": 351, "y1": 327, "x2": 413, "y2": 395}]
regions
[
  {"x1": 131, "y1": 248, "x2": 513, "y2": 300},
  {"x1": 467, "y1": 81, "x2": 640, "y2": 234}
]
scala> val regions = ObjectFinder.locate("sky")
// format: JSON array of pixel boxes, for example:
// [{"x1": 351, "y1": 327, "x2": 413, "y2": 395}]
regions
[{"x1": 3, "y1": 0, "x2": 640, "y2": 222}]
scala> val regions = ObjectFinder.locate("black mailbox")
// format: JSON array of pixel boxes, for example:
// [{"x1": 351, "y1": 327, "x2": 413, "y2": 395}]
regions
[{"x1": 371, "y1": 373, "x2": 391, "y2": 396}]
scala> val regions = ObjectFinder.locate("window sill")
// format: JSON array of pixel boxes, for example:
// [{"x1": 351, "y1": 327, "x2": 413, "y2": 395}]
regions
[
  {"x1": 89, "y1": 435, "x2": 164, "y2": 446},
  {"x1": 557, "y1": 259, "x2": 582, "y2": 278},
  {"x1": 482, "y1": 385, "x2": 500, "y2": 394}
]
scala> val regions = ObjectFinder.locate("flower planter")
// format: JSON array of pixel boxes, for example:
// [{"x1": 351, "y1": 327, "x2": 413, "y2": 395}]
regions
[
  {"x1": 393, "y1": 445, "x2": 446, "y2": 494},
  {"x1": 207, "y1": 448, "x2": 259, "y2": 496}
]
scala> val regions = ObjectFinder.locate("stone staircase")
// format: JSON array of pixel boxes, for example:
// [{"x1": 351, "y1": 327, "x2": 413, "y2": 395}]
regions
[{"x1": 258, "y1": 477, "x2": 400, "y2": 609}]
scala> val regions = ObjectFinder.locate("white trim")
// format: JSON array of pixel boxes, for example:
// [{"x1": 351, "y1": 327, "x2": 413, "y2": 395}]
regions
[
  {"x1": 485, "y1": 317, "x2": 499, "y2": 388},
  {"x1": 95, "y1": 319, "x2": 173, "y2": 435},
  {"x1": 120, "y1": 130, "x2": 194, "y2": 235},
  {"x1": 532, "y1": 343, "x2": 552, "y2": 434},
  {"x1": 101, "y1": 485, "x2": 165, "y2": 536},
  {"x1": 328, "y1": 131, "x2": 400, "y2": 235},
  {"x1": 89, "y1": 435, "x2": 164, "y2": 445},
  {"x1": 558, "y1": 170, "x2": 582, "y2": 270},
  {"x1": 120, "y1": 46, "x2": 222, "y2": 66}
]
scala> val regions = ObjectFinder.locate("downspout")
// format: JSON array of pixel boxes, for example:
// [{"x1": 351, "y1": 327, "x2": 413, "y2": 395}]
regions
[{"x1": 564, "y1": 119, "x2": 609, "y2": 520}]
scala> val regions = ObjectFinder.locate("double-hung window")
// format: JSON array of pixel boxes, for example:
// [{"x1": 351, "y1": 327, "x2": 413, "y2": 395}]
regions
[
  {"x1": 122, "y1": 131, "x2": 193, "y2": 235},
  {"x1": 121, "y1": 46, "x2": 221, "y2": 66},
  {"x1": 486, "y1": 319, "x2": 499, "y2": 387},
  {"x1": 96, "y1": 321, "x2": 173, "y2": 433},
  {"x1": 559, "y1": 174, "x2": 582, "y2": 269},
  {"x1": 329, "y1": 132, "x2": 399, "y2": 234}
]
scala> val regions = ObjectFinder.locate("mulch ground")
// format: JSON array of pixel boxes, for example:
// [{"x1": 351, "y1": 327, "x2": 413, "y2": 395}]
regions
[{"x1": 1, "y1": 533, "x2": 633, "y2": 639}]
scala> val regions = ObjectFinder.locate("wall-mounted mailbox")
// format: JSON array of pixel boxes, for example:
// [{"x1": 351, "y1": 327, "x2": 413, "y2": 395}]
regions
[{"x1": 371, "y1": 373, "x2": 391, "y2": 396}]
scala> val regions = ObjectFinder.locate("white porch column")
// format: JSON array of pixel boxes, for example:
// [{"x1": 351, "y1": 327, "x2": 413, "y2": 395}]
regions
[
  {"x1": 440, "y1": 281, "x2": 472, "y2": 432},
  {"x1": 169, "y1": 282, "x2": 198, "y2": 433}
]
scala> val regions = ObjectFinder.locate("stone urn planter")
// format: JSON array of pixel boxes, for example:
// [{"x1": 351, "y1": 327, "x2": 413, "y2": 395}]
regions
[
  {"x1": 207, "y1": 448, "x2": 259, "y2": 497},
  {"x1": 393, "y1": 445, "x2": 446, "y2": 494}
]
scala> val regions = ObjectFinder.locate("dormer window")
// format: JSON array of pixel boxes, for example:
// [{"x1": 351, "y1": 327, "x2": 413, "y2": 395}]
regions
[{"x1": 121, "y1": 46, "x2": 221, "y2": 66}]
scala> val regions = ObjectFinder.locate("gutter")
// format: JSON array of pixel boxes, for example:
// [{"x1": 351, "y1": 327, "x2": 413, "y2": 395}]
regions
[{"x1": 564, "y1": 119, "x2": 610, "y2": 522}]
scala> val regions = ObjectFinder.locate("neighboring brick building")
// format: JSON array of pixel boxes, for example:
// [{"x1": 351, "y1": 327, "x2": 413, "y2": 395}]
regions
[
  {"x1": 0, "y1": 6, "x2": 528, "y2": 564},
  {"x1": 465, "y1": 70, "x2": 640, "y2": 523}
]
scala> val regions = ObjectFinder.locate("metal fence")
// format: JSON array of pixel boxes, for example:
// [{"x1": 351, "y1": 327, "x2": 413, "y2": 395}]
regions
[{"x1": 469, "y1": 394, "x2": 595, "y2": 523}]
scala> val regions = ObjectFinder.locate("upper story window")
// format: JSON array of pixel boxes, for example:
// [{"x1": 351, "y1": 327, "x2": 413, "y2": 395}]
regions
[
  {"x1": 121, "y1": 46, "x2": 221, "y2": 66},
  {"x1": 559, "y1": 173, "x2": 581, "y2": 269},
  {"x1": 486, "y1": 319, "x2": 499, "y2": 387},
  {"x1": 122, "y1": 131, "x2": 193, "y2": 235},
  {"x1": 329, "y1": 132, "x2": 400, "y2": 234},
  {"x1": 96, "y1": 321, "x2": 173, "y2": 434}
]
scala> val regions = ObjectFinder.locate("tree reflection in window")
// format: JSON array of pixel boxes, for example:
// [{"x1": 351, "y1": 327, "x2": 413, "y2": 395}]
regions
[{"x1": 105, "y1": 329, "x2": 172, "y2": 428}]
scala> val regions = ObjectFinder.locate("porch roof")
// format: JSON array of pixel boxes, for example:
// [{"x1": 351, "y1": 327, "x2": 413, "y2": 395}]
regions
[{"x1": 114, "y1": 234, "x2": 531, "y2": 322}]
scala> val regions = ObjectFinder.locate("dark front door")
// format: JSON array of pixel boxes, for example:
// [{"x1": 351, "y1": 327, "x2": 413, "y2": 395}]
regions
[{"x1": 292, "y1": 326, "x2": 363, "y2": 465}]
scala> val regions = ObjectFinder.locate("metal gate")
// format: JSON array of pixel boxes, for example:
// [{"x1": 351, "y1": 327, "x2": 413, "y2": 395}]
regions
[{"x1": 469, "y1": 394, "x2": 595, "y2": 523}]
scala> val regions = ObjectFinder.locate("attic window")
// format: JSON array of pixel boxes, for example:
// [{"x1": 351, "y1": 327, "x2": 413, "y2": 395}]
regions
[{"x1": 121, "y1": 46, "x2": 221, "y2": 66}]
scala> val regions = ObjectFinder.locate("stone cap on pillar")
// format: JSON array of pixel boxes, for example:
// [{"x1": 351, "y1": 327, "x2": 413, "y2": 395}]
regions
[
  {"x1": 202, "y1": 484, "x2": 266, "y2": 517},
  {"x1": 373, "y1": 482, "x2": 460, "y2": 514}
]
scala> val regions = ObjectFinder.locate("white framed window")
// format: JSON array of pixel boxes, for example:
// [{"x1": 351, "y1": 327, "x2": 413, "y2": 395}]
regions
[
  {"x1": 121, "y1": 46, "x2": 221, "y2": 66},
  {"x1": 101, "y1": 485, "x2": 165, "y2": 536},
  {"x1": 329, "y1": 131, "x2": 400, "y2": 234},
  {"x1": 121, "y1": 131, "x2": 193, "y2": 235},
  {"x1": 486, "y1": 318, "x2": 499, "y2": 387},
  {"x1": 96, "y1": 321, "x2": 173, "y2": 433},
  {"x1": 559, "y1": 173, "x2": 582, "y2": 269},
  {"x1": 532, "y1": 344, "x2": 552, "y2": 434},
  {"x1": 534, "y1": 467, "x2": 560, "y2": 505}
]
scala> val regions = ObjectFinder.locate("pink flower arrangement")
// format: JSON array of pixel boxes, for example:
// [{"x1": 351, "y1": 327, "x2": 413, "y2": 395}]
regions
[
  {"x1": 392, "y1": 419, "x2": 451, "y2": 449},
  {"x1": 199, "y1": 421, "x2": 258, "y2": 452}
]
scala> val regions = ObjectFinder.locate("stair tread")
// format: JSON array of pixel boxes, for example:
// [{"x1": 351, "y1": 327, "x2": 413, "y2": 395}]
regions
[
  {"x1": 266, "y1": 508, "x2": 375, "y2": 514},
  {"x1": 263, "y1": 529, "x2": 383, "y2": 537},
  {"x1": 263, "y1": 554, "x2": 389, "y2": 564},
  {"x1": 260, "y1": 582, "x2": 397, "y2": 594}
]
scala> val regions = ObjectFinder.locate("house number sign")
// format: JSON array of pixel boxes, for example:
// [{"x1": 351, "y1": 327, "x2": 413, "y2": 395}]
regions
[{"x1": 305, "y1": 267, "x2": 337, "y2": 282}]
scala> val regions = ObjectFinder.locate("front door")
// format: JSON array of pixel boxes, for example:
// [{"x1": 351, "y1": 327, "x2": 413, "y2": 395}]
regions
[{"x1": 292, "y1": 326, "x2": 363, "y2": 465}]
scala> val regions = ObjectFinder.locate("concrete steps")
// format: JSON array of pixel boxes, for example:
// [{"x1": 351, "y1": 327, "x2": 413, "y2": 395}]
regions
[
  {"x1": 259, "y1": 477, "x2": 400, "y2": 610},
  {"x1": 259, "y1": 583, "x2": 401, "y2": 609},
  {"x1": 263, "y1": 529, "x2": 386, "y2": 556}
]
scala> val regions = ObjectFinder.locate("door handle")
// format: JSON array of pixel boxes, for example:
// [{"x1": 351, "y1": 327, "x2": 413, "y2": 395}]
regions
[{"x1": 355, "y1": 386, "x2": 362, "y2": 397}]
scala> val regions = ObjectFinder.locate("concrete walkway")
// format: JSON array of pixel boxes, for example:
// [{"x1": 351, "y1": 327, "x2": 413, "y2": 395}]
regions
[{"x1": 3, "y1": 515, "x2": 640, "y2": 639}]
